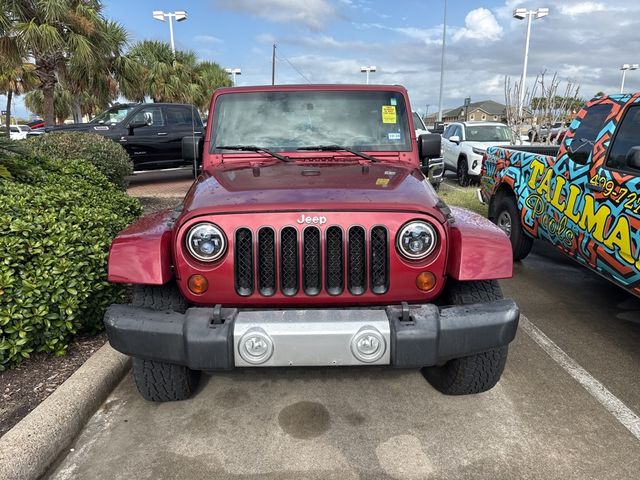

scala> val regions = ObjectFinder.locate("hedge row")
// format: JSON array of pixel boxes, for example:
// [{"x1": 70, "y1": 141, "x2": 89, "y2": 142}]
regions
[
  {"x1": 0, "y1": 137, "x2": 141, "y2": 369},
  {"x1": 25, "y1": 131, "x2": 133, "y2": 190}
]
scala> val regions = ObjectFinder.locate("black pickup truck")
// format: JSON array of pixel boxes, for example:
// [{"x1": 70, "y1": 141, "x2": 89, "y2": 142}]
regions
[{"x1": 29, "y1": 103, "x2": 203, "y2": 171}]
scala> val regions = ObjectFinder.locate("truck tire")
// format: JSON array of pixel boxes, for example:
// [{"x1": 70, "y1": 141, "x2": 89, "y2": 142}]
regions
[
  {"x1": 493, "y1": 195, "x2": 533, "y2": 260},
  {"x1": 457, "y1": 158, "x2": 470, "y2": 186},
  {"x1": 422, "y1": 280, "x2": 509, "y2": 395},
  {"x1": 131, "y1": 283, "x2": 199, "y2": 402}
]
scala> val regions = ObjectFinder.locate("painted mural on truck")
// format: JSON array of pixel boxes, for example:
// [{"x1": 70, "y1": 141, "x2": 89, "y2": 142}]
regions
[{"x1": 482, "y1": 94, "x2": 640, "y2": 297}]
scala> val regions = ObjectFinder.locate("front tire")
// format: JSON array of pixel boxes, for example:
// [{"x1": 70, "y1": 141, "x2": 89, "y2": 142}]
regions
[
  {"x1": 457, "y1": 158, "x2": 470, "y2": 186},
  {"x1": 493, "y1": 194, "x2": 533, "y2": 260},
  {"x1": 422, "y1": 280, "x2": 509, "y2": 395},
  {"x1": 131, "y1": 283, "x2": 199, "y2": 402}
]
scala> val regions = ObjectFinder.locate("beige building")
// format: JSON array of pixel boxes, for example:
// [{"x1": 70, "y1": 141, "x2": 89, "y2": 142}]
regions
[{"x1": 426, "y1": 100, "x2": 507, "y2": 124}]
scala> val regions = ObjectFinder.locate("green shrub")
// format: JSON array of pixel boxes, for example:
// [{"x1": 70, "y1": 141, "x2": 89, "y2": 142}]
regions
[
  {"x1": 0, "y1": 154, "x2": 141, "y2": 369},
  {"x1": 25, "y1": 131, "x2": 133, "y2": 190}
]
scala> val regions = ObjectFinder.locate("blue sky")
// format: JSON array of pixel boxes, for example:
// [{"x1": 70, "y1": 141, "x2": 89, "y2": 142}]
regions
[{"x1": 5, "y1": 0, "x2": 640, "y2": 119}]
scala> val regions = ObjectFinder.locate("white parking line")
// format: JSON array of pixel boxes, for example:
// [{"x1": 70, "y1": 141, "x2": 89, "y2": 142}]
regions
[{"x1": 520, "y1": 316, "x2": 640, "y2": 441}]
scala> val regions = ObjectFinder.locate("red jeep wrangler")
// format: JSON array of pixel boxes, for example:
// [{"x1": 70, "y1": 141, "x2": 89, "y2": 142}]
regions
[{"x1": 105, "y1": 85, "x2": 519, "y2": 402}]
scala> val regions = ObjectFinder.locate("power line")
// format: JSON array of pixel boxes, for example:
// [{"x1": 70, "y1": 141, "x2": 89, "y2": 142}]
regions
[{"x1": 275, "y1": 49, "x2": 312, "y2": 84}]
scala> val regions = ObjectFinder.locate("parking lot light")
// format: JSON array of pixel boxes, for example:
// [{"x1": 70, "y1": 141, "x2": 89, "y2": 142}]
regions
[
  {"x1": 225, "y1": 68, "x2": 242, "y2": 86},
  {"x1": 620, "y1": 64, "x2": 639, "y2": 93},
  {"x1": 360, "y1": 66, "x2": 376, "y2": 84},
  {"x1": 152, "y1": 10, "x2": 188, "y2": 55},
  {"x1": 513, "y1": 7, "x2": 549, "y2": 118}
]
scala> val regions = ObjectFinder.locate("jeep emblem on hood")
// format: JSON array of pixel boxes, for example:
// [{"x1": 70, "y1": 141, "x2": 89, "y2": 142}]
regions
[{"x1": 297, "y1": 214, "x2": 327, "y2": 225}]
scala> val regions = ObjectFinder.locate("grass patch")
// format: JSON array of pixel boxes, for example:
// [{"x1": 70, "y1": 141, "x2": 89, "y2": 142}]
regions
[{"x1": 438, "y1": 183, "x2": 488, "y2": 217}]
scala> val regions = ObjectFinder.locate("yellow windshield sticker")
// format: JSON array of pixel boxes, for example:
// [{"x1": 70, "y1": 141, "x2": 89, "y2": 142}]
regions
[
  {"x1": 376, "y1": 178, "x2": 390, "y2": 187},
  {"x1": 382, "y1": 106, "x2": 397, "y2": 124}
]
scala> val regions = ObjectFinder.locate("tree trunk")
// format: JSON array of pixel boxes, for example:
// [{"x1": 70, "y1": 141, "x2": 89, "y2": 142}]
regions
[
  {"x1": 5, "y1": 90, "x2": 12, "y2": 137},
  {"x1": 72, "y1": 97, "x2": 82, "y2": 123},
  {"x1": 42, "y1": 84, "x2": 55, "y2": 126}
]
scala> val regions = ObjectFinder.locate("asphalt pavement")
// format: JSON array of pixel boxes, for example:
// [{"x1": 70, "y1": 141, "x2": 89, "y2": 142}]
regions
[{"x1": 46, "y1": 173, "x2": 640, "y2": 479}]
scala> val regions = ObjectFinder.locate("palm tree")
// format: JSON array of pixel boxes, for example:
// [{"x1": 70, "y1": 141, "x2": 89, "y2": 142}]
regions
[
  {"x1": 24, "y1": 85, "x2": 74, "y2": 124},
  {"x1": 122, "y1": 40, "x2": 231, "y2": 106},
  {"x1": 1, "y1": 0, "x2": 117, "y2": 126},
  {"x1": 61, "y1": 19, "x2": 140, "y2": 122},
  {"x1": 195, "y1": 61, "x2": 231, "y2": 110},
  {"x1": 0, "y1": 61, "x2": 37, "y2": 134}
]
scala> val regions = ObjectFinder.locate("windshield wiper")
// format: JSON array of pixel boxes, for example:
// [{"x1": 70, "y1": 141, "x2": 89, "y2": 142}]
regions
[
  {"x1": 296, "y1": 145, "x2": 380, "y2": 162},
  {"x1": 216, "y1": 145, "x2": 290, "y2": 163}
]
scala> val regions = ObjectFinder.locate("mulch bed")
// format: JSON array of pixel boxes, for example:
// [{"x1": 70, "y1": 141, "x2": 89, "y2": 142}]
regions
[{"x1": 0, "y1": 333, "x2": 107, "y2": 437}]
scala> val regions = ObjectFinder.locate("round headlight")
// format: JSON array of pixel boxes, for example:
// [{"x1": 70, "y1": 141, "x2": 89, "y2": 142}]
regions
[
  {"x1": 397, "y1": 221, "x2": 438, "y2": 260},
  {"x1": 186, "y1": 223, "x2": 226, "y2": 262}
]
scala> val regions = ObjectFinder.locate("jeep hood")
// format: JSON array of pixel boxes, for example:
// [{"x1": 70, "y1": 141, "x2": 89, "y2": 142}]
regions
[{"x1": 179, "y1": 161, "x2": 445, "y2": 222}]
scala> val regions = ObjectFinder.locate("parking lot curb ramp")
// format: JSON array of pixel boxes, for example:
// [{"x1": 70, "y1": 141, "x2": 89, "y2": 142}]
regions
[{"x1": 0, "y1": 343, "x2": 131, "y2": 480}]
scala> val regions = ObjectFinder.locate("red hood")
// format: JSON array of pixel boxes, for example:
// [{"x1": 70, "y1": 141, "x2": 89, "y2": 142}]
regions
[{"x1": 179, "y1": 161, "x2": 445, "y2": 222}]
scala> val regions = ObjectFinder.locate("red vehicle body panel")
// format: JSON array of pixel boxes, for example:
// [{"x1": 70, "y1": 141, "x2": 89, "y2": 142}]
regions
[
  {"x1": 108, "y1": 210, "x2": 174, "y2": 285},
  {"x1": 446, "y1": 207, "x2": 513, "y2": 281},
  {"x1": 107, "y1": 84, "x2": 513, "y2": 297},
  {"x1": 179, "y1": 162, "x2": 445, "y2": 222}
]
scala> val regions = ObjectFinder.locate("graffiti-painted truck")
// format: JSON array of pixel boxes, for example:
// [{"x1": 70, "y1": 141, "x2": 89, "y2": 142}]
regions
[{"x1": 480, "y1": 94, "x2": 640, "y2": 297}]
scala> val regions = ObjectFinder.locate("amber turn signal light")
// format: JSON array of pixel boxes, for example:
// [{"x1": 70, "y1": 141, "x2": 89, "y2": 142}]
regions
[
  {"x1": 188, "y1": 274, "x2": 208, "y2": 294},
  {"x1": 416, "y1": 271, "x2": 436, "y2": 292}
]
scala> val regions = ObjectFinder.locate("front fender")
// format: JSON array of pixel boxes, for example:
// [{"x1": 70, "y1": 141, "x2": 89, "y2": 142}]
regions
[
  {"x1": 446, "y1": 206, "x2": 513, "y2": 281},
  {"x1": 108, "y1": 209, "x2": 176, "y2": 285}
]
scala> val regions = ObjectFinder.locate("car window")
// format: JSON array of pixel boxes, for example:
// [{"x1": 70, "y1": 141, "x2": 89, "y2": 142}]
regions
[
  {"x1": 606, "y1": 105, "x2": 640, "y2": 173},
  {"x1": 165, "y1": 105, "x2": 201, "y2": 128},
  {"x1": 465, "y1": 125, "x2": 512, "y2": 142},
  {"x1": 567, "y1": 104, "x2": 612, "y2": 164},
  {"x1": 412, "y1": 112, "x2": 426, "y2": 130},
  {"x1": 442, "y1": 125, "x2": 453, "y2": 139},
  {"x1": 10, "y1": 126, "x2": 18, "y2": 132},
  {"x1": 130, "y1": 106, "x2": 165, "y2": 127},
  {"x1": 453, "y1": 126, "x2": 462, "y2": 138}
]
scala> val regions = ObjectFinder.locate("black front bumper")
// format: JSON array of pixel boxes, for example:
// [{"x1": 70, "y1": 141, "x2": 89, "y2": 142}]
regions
[{"x1": 104, "y1": 300, "x2": 519, "y2": 370}]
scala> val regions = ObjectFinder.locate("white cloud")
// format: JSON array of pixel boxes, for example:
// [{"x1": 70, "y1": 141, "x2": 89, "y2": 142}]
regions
[
  {"x1": 193, "y1": 35, "x2": 222, "y2": 45},
  {"x1": 215, "y1": 0, "x2": 337, "y2": 31},
  {"x1": 453, "y1": 8, "x2": 503, "y2": 42},
  {"x1": 559, "y1": 2, "x2": 607, "y2": 16}
]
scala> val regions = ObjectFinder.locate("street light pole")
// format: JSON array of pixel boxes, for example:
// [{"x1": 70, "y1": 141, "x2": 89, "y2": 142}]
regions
[
  {"x1": 225, "y1": 68, "x2": 242, "y2": 86},
  {"x1": 437, "y1": 0, "x2": 447, "y2": 122},
  {"x1": 152, "y1": 10, "x2": 188, "y2": 55},
  {"x1": 360, "y1": 66, "x2": 376, "y2": 84},
  {"x1": 513, "y1": 7, "x2": 549, "y2": 118},
  {"x1": 620, "y1": 64, "x2": 639, "y2": 93}
]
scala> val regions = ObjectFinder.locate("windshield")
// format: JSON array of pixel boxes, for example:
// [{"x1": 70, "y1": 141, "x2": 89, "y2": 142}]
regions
[
  {"x1": 465, "y1": 125, "x2": 512, "y2": 142},
  {"x1": 210, "y1": 90, "x2": 412, "y2": 153},
  {"x1": 90, "y1": 105, "x2": 136, "y2": 125}
]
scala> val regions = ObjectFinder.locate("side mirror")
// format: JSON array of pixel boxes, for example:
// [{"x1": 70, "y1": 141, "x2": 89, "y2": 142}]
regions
[
  {"x1": 127, "y1": 121, "x2": 148, "y2": 135},
  {"x1": 626, "y1": 146, "x2": 640, "y2": 171},
  {"x1": 418, "y1": 133, "x2": 441, "y2": 160},
  {"x1": 183, "y1": 135, "x2": 204, "y2": 176},
  {"x1": 449, "y1": 135, "x2": 461, "y2": 144}
]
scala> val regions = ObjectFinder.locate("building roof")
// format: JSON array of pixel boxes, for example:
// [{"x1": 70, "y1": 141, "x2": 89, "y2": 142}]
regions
[{"x1": 428, "y1": 100, "x2": 507, "y2": 119}]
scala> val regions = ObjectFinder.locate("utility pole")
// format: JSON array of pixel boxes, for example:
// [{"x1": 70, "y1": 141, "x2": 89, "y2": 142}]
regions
[{"x1": 272, "y1": 43, "x2": 276, "y2": 85}]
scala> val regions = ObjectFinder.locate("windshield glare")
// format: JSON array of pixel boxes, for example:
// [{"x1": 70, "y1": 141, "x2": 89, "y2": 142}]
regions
[
  {"x1": 465, "y1": 125, "x2": 512, "y2": 142},
  {"x1": 210, "y1": 90, "x2": 412, "y2": 153},
  {"x1": 90, "y1": 105, "x2": 135, "y2": 125}
]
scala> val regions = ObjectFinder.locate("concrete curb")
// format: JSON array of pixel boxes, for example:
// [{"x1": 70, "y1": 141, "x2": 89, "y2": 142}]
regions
[{"x1": 0, "y1": 343, "x2": 131, "y2": 480}]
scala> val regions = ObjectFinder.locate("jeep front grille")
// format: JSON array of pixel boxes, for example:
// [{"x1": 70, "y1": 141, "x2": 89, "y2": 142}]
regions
[{"x1": 234, "y1": 225, "x2": 389, "y2": 297}]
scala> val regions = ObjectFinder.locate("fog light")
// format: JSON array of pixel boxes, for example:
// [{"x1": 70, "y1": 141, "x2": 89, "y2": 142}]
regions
[
  {"x1": 416, "y1": 271, "x2": 436, "y2": 292},
  {"x1": 188, "y1": 274, "x2": 208, "y2": 294},
  {"x1": 350, "y1": 327, "x2": 386, "y2": 363},
  {"x1": 238, "y1": 328, "x2": 274, "y2": 365}
]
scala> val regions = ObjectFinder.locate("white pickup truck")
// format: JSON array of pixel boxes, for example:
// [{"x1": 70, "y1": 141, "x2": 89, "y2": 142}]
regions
[
  {"x1": 412, "y1": 112, "x2": 443, "y2": 189},
  {"x1": 441, "y1": 121, "x2": 513, "y2": 186}
]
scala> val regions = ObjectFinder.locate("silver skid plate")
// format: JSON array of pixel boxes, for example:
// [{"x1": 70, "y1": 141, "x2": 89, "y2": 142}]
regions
[{"x1": 233, "y1": 309, "x2": 391, "y2": 367}]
